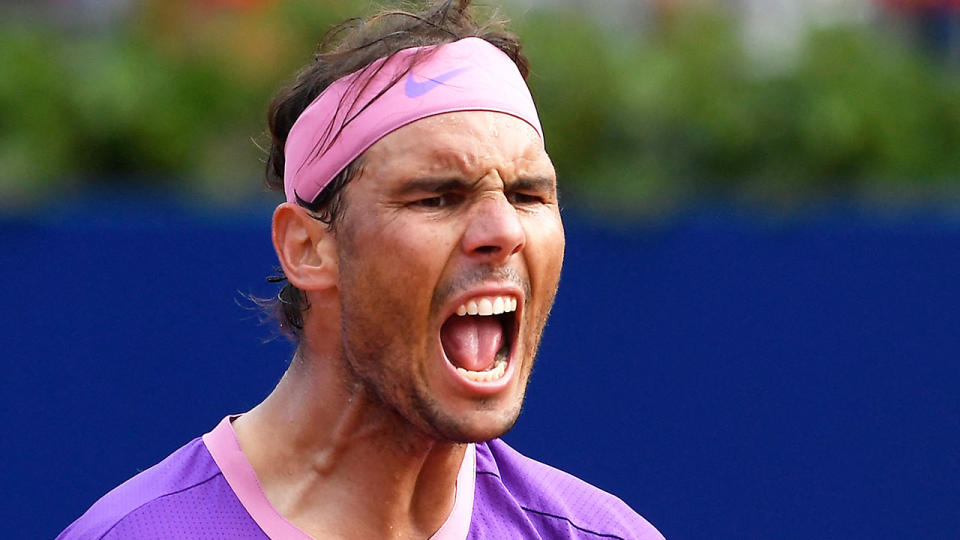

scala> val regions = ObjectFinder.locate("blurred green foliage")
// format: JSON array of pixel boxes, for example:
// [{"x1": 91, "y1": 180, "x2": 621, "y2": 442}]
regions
[
  {"x1": 517, "y1": 6, "x2": 960, "y2": 213},
  {"x1": 0, "y1": 0, "x2": 360, "y2": 206},
  {"x1": 2, "y1": 2, "x2": 959, "y2": 212}
]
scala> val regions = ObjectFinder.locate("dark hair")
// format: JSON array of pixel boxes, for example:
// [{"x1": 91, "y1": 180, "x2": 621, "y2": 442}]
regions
[{"x1": 261, "y1": 0, "x2": 530, "y2": 342}]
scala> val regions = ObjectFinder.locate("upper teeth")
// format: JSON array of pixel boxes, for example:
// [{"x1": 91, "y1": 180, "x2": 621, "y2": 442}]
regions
[{"x1": 456, "y1": 296, "x2": 518, "y2": 316}]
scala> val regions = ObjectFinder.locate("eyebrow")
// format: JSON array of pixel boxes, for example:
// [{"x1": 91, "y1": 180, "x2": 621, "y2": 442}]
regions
[
  {"x1": 396, "y1": 175, "x2": 556, "y2": 196},
  {"x1": 395, "y1": 178, "x2": 474, "y2": 196},
  {"x1": 511, "y1": 175, "x2": 557, "y2": 193}
]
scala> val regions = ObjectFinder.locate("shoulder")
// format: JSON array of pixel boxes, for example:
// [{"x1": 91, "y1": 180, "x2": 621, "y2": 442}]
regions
[
  {"x1": 57, "y1": 437, "x2": 259, "y2": 540},
  {"x1": 471, "y1": 439, "x2": 664, "y2": 540}
]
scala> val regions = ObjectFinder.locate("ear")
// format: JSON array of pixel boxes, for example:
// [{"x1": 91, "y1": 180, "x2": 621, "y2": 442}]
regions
[{"x1": 272, "y1": 202, "x2": 338, "y2": 291}]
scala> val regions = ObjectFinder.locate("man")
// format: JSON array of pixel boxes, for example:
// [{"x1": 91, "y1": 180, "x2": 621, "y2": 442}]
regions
[{"x1": 59, "y1": 1, "x2": 664, "y2": 538}]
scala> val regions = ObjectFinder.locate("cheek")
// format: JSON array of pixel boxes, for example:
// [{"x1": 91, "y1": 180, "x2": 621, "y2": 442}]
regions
[
  {"x1": 526, "y1": 214, "x2": 565, "y2": 286},
  {"x1": 340, "y1": 220, "x2": 456, "y2": 319},
  {"x1": 383, "y1": 223, "x2": 455, "y2": 285},
  {"x1": 518, "y1": 216, "x2": 564, "y2": 338}
]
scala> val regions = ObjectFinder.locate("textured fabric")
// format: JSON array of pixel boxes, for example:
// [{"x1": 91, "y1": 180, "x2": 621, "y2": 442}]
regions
[
  {"x1": 283, "y1": 37, "x2": 543, "y2": 203},
  {"x1": 57, "y1": 438, "x2": 266, "y2": 539},
  {"x1": 59, "y1": 429, "x2": 663, "y2": 539},
  {"x1": 468, "y1": 439, "x2": 664, "y2": 540}
]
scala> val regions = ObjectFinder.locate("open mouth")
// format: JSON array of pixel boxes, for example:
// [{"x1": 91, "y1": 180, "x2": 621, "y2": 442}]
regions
[{"x1": 439, "y1": 295, "x2": 519, "y2": 384}]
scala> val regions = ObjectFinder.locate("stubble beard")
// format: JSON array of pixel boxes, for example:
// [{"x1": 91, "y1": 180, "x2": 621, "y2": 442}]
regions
[
  {"x1": 333, "y1": 203, "x2": 558, "y2": 443},
  {"x1": 337, "y1": 279, "x2": 556, "y2": 445},
  {"x1": 337, "y1": 312, "x2": 539, "y2": 445}
]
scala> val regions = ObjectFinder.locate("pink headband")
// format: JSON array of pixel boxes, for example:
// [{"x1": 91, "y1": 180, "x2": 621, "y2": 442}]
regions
[{"x1": 283, "y1": 37, "x2": 543, "y2": 203}]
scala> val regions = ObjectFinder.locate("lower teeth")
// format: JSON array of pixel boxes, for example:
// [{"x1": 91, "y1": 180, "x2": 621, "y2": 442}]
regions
[{"x1": 456, "y1": 359, "x2": 507, "y2": 382}]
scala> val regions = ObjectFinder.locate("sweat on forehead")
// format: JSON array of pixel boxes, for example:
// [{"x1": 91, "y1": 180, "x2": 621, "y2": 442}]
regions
[{"x1": 283, "y1": 37, "x2": 544, "y2": 204}]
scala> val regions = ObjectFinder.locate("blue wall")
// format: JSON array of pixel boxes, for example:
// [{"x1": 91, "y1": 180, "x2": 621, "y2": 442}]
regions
[{"x1": 3, "y1": 199, "x2": 958, "y2": 539}]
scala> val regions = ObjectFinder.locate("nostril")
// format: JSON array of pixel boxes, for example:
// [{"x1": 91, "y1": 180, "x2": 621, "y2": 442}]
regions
[{"x1": 475, "y1": 245, "x2": 500, "y2": 255}]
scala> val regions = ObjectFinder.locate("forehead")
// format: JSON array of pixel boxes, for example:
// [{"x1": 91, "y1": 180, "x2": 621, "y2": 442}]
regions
[{"x1": 358, "y1": 111, "x2": 554, "y2": 184}]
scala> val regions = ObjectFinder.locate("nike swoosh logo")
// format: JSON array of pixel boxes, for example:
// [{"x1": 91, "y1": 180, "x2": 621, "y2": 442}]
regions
[{"x1": 404, "y1": 67, "x2": 471, "y2": 98}]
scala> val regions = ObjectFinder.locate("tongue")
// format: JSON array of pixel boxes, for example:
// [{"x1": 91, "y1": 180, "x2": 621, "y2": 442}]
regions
[{"x1": 440, "y1": 316, "x2": 504, "y2": 372}]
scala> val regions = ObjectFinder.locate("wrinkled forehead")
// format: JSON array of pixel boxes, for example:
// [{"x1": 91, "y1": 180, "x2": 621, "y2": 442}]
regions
[{"x1": 358, "y1": 111, "x2": 554, "y2": 185}]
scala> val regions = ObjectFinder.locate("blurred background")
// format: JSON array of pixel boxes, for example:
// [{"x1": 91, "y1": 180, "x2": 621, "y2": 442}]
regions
[{"x1": 2, "y1": 0, "x2": 959, "y2": 538}]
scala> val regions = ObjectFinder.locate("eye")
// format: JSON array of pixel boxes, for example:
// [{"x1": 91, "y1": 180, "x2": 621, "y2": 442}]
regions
[
  {"x1": 508, "y1": 192, "x2": 544, "y2": 205},
  {"x1": 414, "y1": 193, "x2": 464, "y2": 209}
]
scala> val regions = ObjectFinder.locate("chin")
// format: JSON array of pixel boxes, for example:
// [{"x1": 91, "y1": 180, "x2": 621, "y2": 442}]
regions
[{"x1": 412, "y1": 395, "x2": 524, "y2": 443}]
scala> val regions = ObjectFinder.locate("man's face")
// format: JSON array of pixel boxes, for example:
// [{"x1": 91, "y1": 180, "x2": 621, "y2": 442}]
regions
[{"x1": 333, "y1": 111, "x2": 564, "y2": 442}]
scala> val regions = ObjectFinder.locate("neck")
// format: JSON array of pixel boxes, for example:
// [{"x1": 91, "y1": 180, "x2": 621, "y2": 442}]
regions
[{"x1": 233, "y1": 345, "x2": 466, "y2": 539}]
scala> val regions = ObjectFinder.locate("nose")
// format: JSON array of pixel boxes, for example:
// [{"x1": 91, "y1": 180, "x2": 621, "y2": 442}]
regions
[{"x1": 461, "y1": 194, "x2": 525, "y2": 263}]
